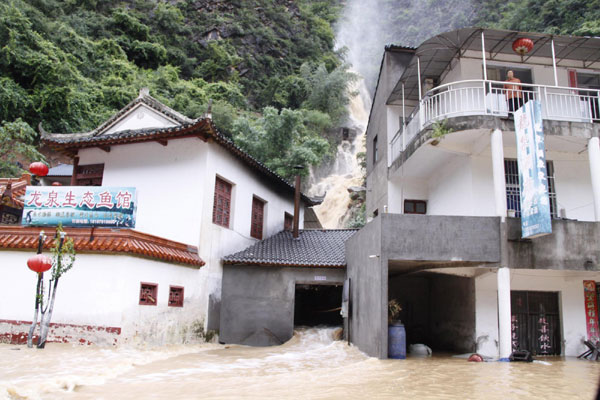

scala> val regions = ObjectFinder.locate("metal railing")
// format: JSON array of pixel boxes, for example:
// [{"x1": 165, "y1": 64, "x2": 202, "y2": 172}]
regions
[{"x1": 390, "y1": 79, "x2": 600, "y2": 164}]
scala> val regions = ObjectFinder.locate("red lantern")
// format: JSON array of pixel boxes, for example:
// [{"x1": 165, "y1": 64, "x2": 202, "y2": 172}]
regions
[
  {"x1": 27, "y1": 254, "x2": 52, "y2": 273},
  {"x1": 512, "y1": 38, "x2": 534, "y2": 56},
  {"x1": 51, "y1": 181, "x2": 62, "y2": 186},
  {"x1": 29, "y1": 162, "x2": 49, "y2": 177}
]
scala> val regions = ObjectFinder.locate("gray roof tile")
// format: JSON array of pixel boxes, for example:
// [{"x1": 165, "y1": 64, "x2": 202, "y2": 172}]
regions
[{"x1": 223, "y1": 229, "x2": 357, "y2": 267}]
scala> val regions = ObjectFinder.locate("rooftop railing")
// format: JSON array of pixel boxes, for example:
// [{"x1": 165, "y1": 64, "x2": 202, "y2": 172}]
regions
[{"x1": 390, "y1": 79, "x2": 600, "y2": 165}]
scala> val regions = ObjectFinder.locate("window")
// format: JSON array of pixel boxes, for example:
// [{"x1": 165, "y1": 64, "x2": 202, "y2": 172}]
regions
[
  {"x1": 373, "y1": 135, "x2": 378, "y2": 164},
  {"x1": 139, "y1": 282, "x2": 157, "y2": 306},
  {"x1": 404, "y1": 200, "x2": 427, "y2": 214},
  {"x1": 505, "y1": 159, "x2": 557, "y2": 218},
  {"x1": 75, "y1": 163, "x2": 104, "y2": 186},
  {"x1": 250, "y1": 196, "x2": 265, "y2": 239},
  {"x1": 168, "y1": 286, "x2": 184, "y2": 307},
  {"x1": 486, "y1": 66, "x2": 533, "y2": 84},
  {"x1": 213, "y1": 176, "x2": 232, "y2": 227},
  {"x1": 284, "y1": 212, "x2": 293, "y2": 231}
]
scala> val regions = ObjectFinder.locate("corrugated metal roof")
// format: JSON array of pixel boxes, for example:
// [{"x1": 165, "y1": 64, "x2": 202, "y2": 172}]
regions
[
  {"x1": 223, "y1": 229, "x2": 357, "y2": 268},
  {"x1": 47, "y1": 164, "x2": 73, "y2": 177}
]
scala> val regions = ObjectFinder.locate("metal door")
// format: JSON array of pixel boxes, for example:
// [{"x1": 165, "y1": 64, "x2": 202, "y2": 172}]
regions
[{"x1": 511, "y1": 291, "x2": 561, "y2": 355}]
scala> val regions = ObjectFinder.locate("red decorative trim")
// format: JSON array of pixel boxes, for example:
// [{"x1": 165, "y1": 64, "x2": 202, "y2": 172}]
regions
[
  {"x1": 168, "y1": 285, "x2": 184, "y2": 307},
  {"x1": 0, "y1": 226, "x2": 204, "y2": 267},
  {"x1": 139, "y1": 282, "x2": 158, "y2": 306}
]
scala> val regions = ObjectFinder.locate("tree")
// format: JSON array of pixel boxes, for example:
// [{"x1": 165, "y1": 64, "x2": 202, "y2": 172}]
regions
[
  {"x1": 26, "y1": 226, "x2": 76, "y2": 348},
  {"x1": 0, "y1": 119, "x2": 44, "y2": 177}
]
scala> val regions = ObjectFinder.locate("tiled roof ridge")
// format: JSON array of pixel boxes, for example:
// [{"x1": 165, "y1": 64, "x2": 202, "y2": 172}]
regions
[
  {"x1": 222, "y1": 228, "x2": 357, "y2": 268},
  {"x1": 0, "y1": 226, "x2": 204, "y2": 267}
]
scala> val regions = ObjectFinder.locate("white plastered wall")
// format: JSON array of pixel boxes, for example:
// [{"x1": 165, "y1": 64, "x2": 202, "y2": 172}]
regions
[
  {"x1": 475, "y1": 269, "x2": 600, "y2": 357},
  {"x1": 105, "y1": 104, "x2": 179, "y2": 134},
  {"x1": 0, "y1": 251, "x2": 204, "y2": 344}
]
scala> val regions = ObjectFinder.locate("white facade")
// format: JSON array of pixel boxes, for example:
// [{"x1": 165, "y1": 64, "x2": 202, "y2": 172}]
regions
[
  {"x1": 475, "y1": 269, "x2": 600, "y2": 357},
  {"x1": 366, "y1": 29, "x2": 600, "y2": 358},
  {"x1": 0, "y1": 251, "x2": 204, "y2": 345},
  {"x1": 1, "y1": 93, "x2": 306, "y2": 345}
]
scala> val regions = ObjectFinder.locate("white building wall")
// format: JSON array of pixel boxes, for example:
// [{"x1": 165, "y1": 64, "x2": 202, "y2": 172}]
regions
[
  {"x1": 196, "y1": 142, "x2": 303, "y2": 327},
  {"x1": 105, "y1": 104, "x2": 178, "y2": 134},
  {"x1": 77, "y1": 138, "x2": 207, "y2": 245},
  {"x1": 0, "y1": 251, "x2": 204, "y2": 345},
  {"x1": 475, "y1": 269, "x2": 600, "y2": 357},
  {"x1": 427, "y1": 156, "x2": 474, "y2": 216}
]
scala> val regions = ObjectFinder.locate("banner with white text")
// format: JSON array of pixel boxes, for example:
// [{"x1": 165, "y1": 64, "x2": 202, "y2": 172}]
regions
[
  {"x1": 22, "y1": 186, "x2": 137, "y2": 228},
  {"x1": 513, "y1": 100, "x2": 552, "y2": 238}
]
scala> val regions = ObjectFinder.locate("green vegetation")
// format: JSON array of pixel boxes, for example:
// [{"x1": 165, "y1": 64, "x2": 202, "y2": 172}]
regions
[
  {"x1": 0, "y1": 0, "x2": 350, "y2": 180},
  {"x1": 1, "y1": 0, "x2": 599, "y2": 181}
]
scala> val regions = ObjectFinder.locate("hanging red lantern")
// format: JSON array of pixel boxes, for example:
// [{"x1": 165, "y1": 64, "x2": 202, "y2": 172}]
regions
[
  {"x1": 27, "y1": 254, "x2": 52, "y2": 273},
  {"x1": 29, "y1": 162, "x2": 49, "y2": 177},
  {"x1": 51, "y1": 181, "x2": 62, "y2": 186},
  {"x1": 512, "y1": 38, "x2": 534, "y2": 56}
]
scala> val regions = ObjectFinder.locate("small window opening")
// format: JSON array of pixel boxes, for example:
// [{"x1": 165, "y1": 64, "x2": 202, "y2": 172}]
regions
[
  {"x1": 404, "y1": 200, "x2": 427, "y2": 214},
  {"x1": 168, "y1": 286, "x2": 184, "y2": 307},
  {"x1": 139, "y1": 282, "x2": 157, "y2": 306},
  {"x1": 284, "y1": 212, "x2": 293, "y2": 231},
  {"x1": 373, "y1": 135, "x2": 378, "y2": 164}
]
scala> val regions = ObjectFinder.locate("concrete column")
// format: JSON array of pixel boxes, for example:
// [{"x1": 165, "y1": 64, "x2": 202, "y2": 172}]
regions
[
  {"x1": 589, "y1": 137, "x2": 600, "y2": 221},
  {"x1": 497, "y1": 267, "x2": 512, "y2": 361},
  {"x1": 491, "y1": 129, "x2": 507, "y2": 220}
]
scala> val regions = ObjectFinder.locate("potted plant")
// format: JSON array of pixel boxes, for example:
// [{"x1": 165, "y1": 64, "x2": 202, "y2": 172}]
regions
[{"x1": 388, "y1": 299, "x2": 406, "y2": 359}]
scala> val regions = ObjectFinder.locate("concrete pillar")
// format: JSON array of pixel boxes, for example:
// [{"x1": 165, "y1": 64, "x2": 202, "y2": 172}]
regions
[
  {"x1": 497, "y1": 267, "x2": 512, "y2": 361},
  {"x1": 491, "y1": 128, "x2": 507, "y2": 220},
  {"x1": 589, "y1": 137, "x2": 600, "y2": 221}
]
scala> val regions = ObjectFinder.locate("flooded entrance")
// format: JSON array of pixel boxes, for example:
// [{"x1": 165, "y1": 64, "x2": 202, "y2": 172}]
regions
[
  {"x1": 294, "y1": 284, "x2": 343, "y2": 327},
  {"x1": 1, "y1": 328, "x2": 599, "y2": 400},
  {"x1": 511, "y1": 291, "x2": 561, "y2": 355}
]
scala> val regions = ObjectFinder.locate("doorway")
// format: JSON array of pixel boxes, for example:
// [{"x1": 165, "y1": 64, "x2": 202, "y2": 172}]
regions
[
  {"x1": 511, "y1": 291, "x2": 561, "y2": 355},
  {"x1": 294, "y1": 284, "x2": 343, "y2": 327}
]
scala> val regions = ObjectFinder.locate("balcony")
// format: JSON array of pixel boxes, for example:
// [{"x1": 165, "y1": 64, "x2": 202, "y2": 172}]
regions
[{"x1": 390, "y1": 80, "x2": 600, "y2": 164}]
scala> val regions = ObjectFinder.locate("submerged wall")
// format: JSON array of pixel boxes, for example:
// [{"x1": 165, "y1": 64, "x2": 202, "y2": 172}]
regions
[
  {"x1": 220, "y1": 265, "x2": 345, "y2": 346},
  {"x1": 0, "y1": 251, "x2": 204, "y2": 345}
]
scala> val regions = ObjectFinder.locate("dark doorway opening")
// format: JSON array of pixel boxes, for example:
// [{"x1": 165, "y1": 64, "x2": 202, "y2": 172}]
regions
[
  {"x1": 294, "y1": 284, "x2": 343, "y2": 327},
  {"x1": 511, "y1": 291, "x2": 561, "y2": 356}
]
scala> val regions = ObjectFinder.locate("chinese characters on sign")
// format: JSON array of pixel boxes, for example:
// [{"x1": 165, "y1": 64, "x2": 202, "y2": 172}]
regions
[
  {"x1": 583, "y1": 280, "x2": 599, "y2": 342},
  {"x1": 513, "y1": 100, "x2": 552, "y2": 239},
  {"x1": 22, "y1": 186, "x2": 137, "y2": 228},
  {"x1": 511, "y1": 315, "x2": 519, "y2": 351},
  {"x1": 537, "y1": 316, "x2": 551, "y2": 354}
]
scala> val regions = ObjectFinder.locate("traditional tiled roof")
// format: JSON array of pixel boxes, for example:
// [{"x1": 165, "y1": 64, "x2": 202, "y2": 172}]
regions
[
  {"x1": 0, "y1": 174, "x2": 31, "y2": 208},
  {"x1": 223, "y1": 229, "x2": 357, "y2": 268},
  {"x1": 0, "y1": 226, "x2": 204, "y2": 267},
  {"x1": 41, "y1": 117, "x2": 320, "y2": 206}
]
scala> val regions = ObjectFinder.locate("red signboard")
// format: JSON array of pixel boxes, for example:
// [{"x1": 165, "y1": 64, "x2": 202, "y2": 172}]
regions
[{"x1": 583, "y1": 280, "x2": 599, "y2": 342}]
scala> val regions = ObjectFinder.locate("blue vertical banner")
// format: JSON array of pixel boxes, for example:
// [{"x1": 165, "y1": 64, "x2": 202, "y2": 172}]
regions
[{"x1": 514, "y1": 100, "x2": 552, "y2": 238}]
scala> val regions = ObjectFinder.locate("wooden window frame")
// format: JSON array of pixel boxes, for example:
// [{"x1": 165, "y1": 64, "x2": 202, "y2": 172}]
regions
[
  {"x1": 284, "y1": 212, "x2": 293, "y2": 231},
  {"x1": 139, "y1": 282, "x2": 158, "y2": 306},
  {"x1": 404, "y1": 200, "x2": 427, "y2": 215},
  {"x1": 250, "y1": 196, "x2": 265, "y2": 240},
  {"x1": 213, "y1": 176, "x2": 233, "y2": 228},
  {"x1": 75, "y1": 163, "x2": 104, "y2": 186},
  {"x1": 168, "y1": 286, "x2": 184, "y2": 307}
]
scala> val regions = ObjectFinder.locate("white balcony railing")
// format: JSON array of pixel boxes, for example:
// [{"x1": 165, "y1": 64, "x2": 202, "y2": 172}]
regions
[{"x1": 390, "y1": 79, "x2": 600, "y2": 164}]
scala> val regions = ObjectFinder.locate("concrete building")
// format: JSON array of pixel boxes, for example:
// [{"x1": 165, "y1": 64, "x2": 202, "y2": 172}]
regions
[
  {"x1": 220, "y1": 229, "x2": 355, "y2": 346},
  {"x1": 352, "y1": 28, "x2": 600, "y2": 359},
  {"x1": 0, "y1": 89, "x2": 316, "y2": 345}
]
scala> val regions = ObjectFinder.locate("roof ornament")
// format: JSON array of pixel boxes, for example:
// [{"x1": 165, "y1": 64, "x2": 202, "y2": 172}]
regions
[{"x1": 138, "y1": 87, "x2": 150, "y2": 98}]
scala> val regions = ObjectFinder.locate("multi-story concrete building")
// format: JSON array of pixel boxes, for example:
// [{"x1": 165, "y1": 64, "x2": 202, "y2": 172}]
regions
[{"x1": 348, "y1": 28, "x2": 600, "y2": 359}]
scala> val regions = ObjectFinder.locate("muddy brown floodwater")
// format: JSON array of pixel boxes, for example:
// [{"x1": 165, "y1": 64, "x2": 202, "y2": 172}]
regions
[{"x1": 1, "y1": 327, "x2": 599, "y2": 400}]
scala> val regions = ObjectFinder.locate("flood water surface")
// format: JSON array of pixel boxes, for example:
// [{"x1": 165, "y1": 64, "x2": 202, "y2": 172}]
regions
[{"x1": 2, "y1": 327, "x2": 599, "y2": 400}]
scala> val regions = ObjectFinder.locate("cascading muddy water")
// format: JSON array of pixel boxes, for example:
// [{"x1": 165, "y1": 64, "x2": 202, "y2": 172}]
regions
[{"x1": 308, "y1": 79, "x2": 371, "y2": 228}]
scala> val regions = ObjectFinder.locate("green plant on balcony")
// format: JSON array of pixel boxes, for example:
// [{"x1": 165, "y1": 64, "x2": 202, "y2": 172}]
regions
[{"x1": 431, "y1": 120, "x2": 453, "y2": 144}]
